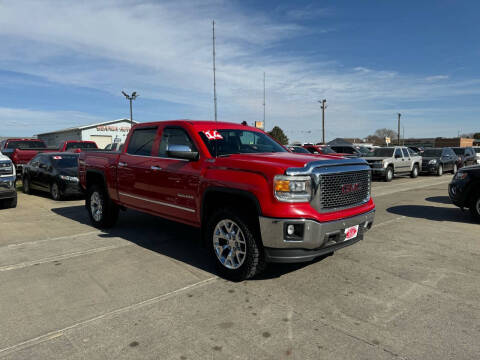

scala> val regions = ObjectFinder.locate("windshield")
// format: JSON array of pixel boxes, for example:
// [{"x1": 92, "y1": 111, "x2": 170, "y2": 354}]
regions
[
  {"x1": 365, "y1": 148, "x2": 394, "y2": 157},
  {"x1": 423, "y1": 149, "x2": 442, "y2": 157},
  {"x1": 356, "y1": 147, "x2": 370, "y2": 155},
  {"x1": 6, "y1": 140, "x2": 46, "y2": 149},
  {"x1": 65, "y1": 142, "x2": 97, "y2": 150},
  {"x1": 51, "y1": 155, "x2": 79, "y2": 168},
  {"x1": 321, "y1": 146, "x2": 336, "y2": 154},
  {"x1": 200, "y1": 129, "x2": 287, "y2": 156},
  {"x1": 452, "y1": 148, "x2": 465, "y2": 155}
]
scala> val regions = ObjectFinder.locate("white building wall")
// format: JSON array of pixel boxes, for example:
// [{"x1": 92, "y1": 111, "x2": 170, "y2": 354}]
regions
[{"x1": 80, "y1": 120, "x2": 133, "y2": 148}]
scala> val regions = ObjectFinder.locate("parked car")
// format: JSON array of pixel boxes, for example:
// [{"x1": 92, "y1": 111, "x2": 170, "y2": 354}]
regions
[
  {"x1": 452, "y1": 147, "x2": 477, "y2": 168},
  {"x1": 79, "y1": 121, "x2": 375, "y2": 281},
  {"x1": 408, "y1": 146, "x2": 424, "y2": 155},
  {"x1": 449, "y1": 164, "x2": 480, "y2": 221},
  {"x1": 473, "y1": 147, "x2": 480, "y2": 164},
  {"x1": 0, "y1": 152, "x2": 17, "y2": 208},
  {"x1": 302, "y1": 144, "x2": 350, "y2": 157},
  {"x1": 22, "y1": 153, "x2": 82, "y2": 200},
  {"x1": 0, "y1": 138, "x2": 50, "y2": 174},
  {"x1": 420, "y1": 148, "x2": 458, "y2": 175},
  {"x1": 58, "y1": 140, "x2": 98, "y2": 153},
  {"x1": 363, "y1": 146, "x2": 422, "y2": 181},
  {"x1": 329, "y1": 145, "x2": 362, "y2": 157},
  {"x1": 288, "y1": 146, "x2": 311, "y2": 154}
]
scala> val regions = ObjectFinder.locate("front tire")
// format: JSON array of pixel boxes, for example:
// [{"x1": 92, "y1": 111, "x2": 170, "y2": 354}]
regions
[
  {"x1": 410, "y1": 164, "x2": 419, "y2": 178},
  {"x1": 470, "y1": 192, "x2": 480, "y2": 223},
  {"x1": 436, "y1": 165, "x2": 443, "y2": 176},
  {"x1": 22, "y1": 176, "x2": 31, "y2": 194},
  {"x1": 86, "y1": 184, "x2": 119, "y2": 228},
  {"x1": 206, "y1": 208, "x2": 266, "y2": 281},
  {"x1": 50, "y1": 182, "x2": 62, "y2": 201},
  {"x1": 385, "y1": 167, "x2": 393, "y2": 182}
]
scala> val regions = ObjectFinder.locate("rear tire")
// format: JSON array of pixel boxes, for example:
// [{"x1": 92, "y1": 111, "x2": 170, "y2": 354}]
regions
[
  {"x1": 86, "y1": 184, "x2": 119, "y2": 228},
  {"x1": 410, "y1": 164, "x2": 419, "y2": 178},
  {"x1": 436, "y1": 165, "x2": 443, "y2": 176},
  {"x1": 385, "y1": 167, "x2": 393, "y2": 182},
  {"x1": 206, "y1": 208, "x2": 266, "y2": 281},
  {"x1": 469, "y1": 192, "x2": 480, "y2": 223}
]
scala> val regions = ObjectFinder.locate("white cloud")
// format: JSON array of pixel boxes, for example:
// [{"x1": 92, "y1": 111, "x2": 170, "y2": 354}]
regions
[
  {"x1": 0, "y1": 0, "x2": 479, "y2": 140},
  {"x1": 425, "y1": 75, "x2": 449, "y2": 82}
]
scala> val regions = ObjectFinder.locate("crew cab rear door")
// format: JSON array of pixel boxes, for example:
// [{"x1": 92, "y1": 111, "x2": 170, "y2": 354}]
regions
[
  {"x1": 146, "y1": 126, "x2": 200, "y2": 222},
  {"x1": 116, "y1": 126, "x2": 160, "y2": 212},
  {"x1": 401, "y1": 147, "x2": 413, "y2": 172}
]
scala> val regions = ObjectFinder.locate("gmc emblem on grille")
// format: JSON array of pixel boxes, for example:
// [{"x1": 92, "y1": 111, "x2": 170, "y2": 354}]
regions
[{"x1": 341, "y1": 183, "x2": 361, "y2": 194}]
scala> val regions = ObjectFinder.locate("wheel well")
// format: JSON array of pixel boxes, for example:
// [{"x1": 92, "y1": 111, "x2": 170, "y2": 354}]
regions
[
  {"x1": 86, "y1": 171, "x2": 106, "y2": 191},
  {"x1": 202, "y1": 190, "x2": 261, "y2": 223}
]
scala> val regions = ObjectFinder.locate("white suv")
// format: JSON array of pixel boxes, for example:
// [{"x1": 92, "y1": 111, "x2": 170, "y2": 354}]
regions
[{"x1": 0, "y1": 152, "x2": 17, "y2": 208}]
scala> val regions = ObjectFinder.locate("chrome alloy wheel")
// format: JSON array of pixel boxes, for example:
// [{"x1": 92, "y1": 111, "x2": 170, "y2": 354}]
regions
[
  {"x1": 213, "y1": 219, "x2": 247, "y2": 270},
  {"x1": 90, "y1": 191, "x2": 103, "y2": 222}
]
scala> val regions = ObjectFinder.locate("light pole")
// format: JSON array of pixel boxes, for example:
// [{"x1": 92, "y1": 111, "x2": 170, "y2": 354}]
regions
[
  {"x1": 122, "y1": 91, "x2": 138, "y2": 127},
  {"x1": 318, "y1": 99, "x2": 327, "y2": 144},
  {"x1": 397, "y1": 113, "x2": 401, "y2": 145}
]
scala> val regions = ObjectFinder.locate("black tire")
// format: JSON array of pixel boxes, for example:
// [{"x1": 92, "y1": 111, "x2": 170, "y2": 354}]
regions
[
  {"x1": 50, "y1": 182, "x2": 62, "y2": 201},
  {"x1": 86, "y1": 184, "x2": 119, "y2": 228},
  {"x1": 206, "y1": 208, "x2": 266, "y2": 281},
  {"x1": 3, "y1": 194, "x2": 17, "y2": 209},
  {"x1": 385, "y1": 166, "x2": 393, "y2": 182},
  {"x1": 22, "y1": 176, "x2": 31, "y2": 194},
  {"x1": 436, "y1": 165, "x2": 443, "y2": 176},
  {"x1": 469, "y1": 191, "x2": 480, "y2": 223},
  {"x1": 410, "y1": 164, "x2": 419, "y2": 178}
]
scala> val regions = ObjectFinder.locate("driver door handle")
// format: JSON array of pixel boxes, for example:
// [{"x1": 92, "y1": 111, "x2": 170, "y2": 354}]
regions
[
  {"x1": 118, "y1": 162, "x2": 127, "y2": 167},
  {"x1": 151, "y1": 166, "x2": 162, "y2": 171}
]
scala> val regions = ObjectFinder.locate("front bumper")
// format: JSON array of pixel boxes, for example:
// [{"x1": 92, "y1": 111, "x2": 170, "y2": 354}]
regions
[
  {"x1": 59, "y1": 180, "x2": 84, "y2": 196},
  {"x1": 0, "y1": 176, "x2": 17, "y2": 200},
  {"x1": 420, "y1": 163, "x2": 438, "y2": 173},
  {"x1": 259, "y1": 210, "x2": 375, "y2": 263}
]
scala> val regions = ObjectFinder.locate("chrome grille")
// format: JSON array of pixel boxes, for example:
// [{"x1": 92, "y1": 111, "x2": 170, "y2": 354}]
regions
[
  {"x1": 0, "y1": 162, "x2": 13, "y2": 176},
  {"x1": 318, "y1": 170, "x2": 370, "y2": 211}
]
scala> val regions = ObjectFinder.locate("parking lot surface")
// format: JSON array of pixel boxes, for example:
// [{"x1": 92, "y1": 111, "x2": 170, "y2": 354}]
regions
[{"x1": 0, "y1": 175, "x2": 479, "y2": 359}]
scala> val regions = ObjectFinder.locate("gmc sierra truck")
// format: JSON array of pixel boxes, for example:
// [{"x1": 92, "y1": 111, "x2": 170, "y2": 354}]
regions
[
  {"x1": 79, "y1": 121, "x2": 375, "y2": 280},
  {"x1": 0, "y1": 138, "x2": 50, "y2": 174}
]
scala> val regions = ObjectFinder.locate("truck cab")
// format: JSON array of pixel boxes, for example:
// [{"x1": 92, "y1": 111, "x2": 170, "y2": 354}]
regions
[{"x1": 79, "y1": 121, "x2": 375, "y2": 280}]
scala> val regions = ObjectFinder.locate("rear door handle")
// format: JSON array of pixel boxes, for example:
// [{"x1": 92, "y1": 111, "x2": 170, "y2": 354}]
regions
[
  {"x1": 118, "y1": 162, "x2": 127, "y2": 167},
  {"x1": 151, "y1": 166, "x2": 162, "y2": 171}
]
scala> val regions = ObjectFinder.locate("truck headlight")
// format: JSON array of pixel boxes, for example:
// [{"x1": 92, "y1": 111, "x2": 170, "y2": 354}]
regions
[
  {"x1": 59, "y1": 175, "x2": 79, "y2": 182},
  {"x1": 274, "y1": 175, "x2": 312, "y2": 202},
  {"x1": 428, "y1": 159, "x2": 437, "y2": 164}
]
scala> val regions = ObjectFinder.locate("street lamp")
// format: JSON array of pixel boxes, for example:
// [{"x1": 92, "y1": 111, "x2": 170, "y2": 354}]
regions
[{"x1": 122, "y1": 91, "x2": 138, "y2": 128}]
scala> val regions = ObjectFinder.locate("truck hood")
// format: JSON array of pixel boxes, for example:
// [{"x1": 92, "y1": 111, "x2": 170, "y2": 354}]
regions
[
  {"x1": 216, "y1": 152, "x2": 337, "y2": 172},
  {"x1": 0, "y1": 153, "x2": 11, "y2": 162}
]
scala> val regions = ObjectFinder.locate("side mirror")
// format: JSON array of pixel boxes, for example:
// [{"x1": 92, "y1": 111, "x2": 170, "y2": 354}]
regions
[{"x1": 167, "y1": 145, "x2": 199, "y2": 161}]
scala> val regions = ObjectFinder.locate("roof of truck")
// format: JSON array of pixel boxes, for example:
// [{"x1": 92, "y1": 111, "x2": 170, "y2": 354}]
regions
[{"x1": 134, "y1": 120, "x2": 262, "y2": 132}]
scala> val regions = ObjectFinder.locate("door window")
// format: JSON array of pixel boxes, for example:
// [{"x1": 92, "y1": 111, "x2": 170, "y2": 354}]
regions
[
  {"x1": 158, "y1": 128, "x2": 196, "y2": 157},
  {"x1": 394, "y1": 148, "x2": 403, "y2": 158},
  {"x1": 402, "y1": 148, "x2": 409, "y2": 158},
  {"x1": 126, "y1": 127, "x2": 158, "y2": 156}
]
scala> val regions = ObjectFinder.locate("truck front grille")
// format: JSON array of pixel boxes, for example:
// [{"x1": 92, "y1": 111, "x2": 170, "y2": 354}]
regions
[{"x1": 317, "y1": 170, "x2": 370, "y2": 211}]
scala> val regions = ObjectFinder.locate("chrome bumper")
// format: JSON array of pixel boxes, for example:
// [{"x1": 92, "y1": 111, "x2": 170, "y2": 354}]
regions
[{"x1": 259, "y1": 210, "x2": 375, "y2": 262}]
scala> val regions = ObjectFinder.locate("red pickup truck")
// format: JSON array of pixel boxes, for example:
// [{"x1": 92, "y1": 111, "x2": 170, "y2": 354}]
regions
[
  {"x1": 0, "y1": 138, "x2": 50, "y2": 173},
  {"x1": 79, "y1": 121, "x2": 375, "y2": 280},
  {"x1": 58, "y1": 140, "x2": 98, "y2": 153}
]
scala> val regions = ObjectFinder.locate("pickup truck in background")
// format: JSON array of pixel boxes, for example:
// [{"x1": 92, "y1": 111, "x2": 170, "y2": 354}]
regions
[
  {"x1": 0, "y1": 152, "x2": 17, "y2": 208},
  {"x1": 0, "y1": 138, "x2": 50, "y2": 174},
  {"x1": 58, "y1": 140, "x2": 98, "y2": 153},
  {"x1": 79, "y1": 121, "x2": 375, "y2": 280},
  {"x1": 363, "y1": 146, "x2": 422, "y2": 182}
]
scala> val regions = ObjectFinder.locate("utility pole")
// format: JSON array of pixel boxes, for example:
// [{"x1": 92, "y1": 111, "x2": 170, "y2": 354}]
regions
[
  {"x1": 121, "y1": 91, "x2": 138, "y2": 128},
  {"x1": 397, "y1": 113, "x2": 401, "y2": 145},
  {"x1": 212, "y1": 20, "x2": 217, "y2": 122},
  {"x1": 402, "y1": 126, "x2": 405, "y2": 145},
  {"x1": 318, "y1": 99, "x2": 327, "y2": 144},
  {"x1": 263, "y1": 72, "x2": 266, "y2": 130}
]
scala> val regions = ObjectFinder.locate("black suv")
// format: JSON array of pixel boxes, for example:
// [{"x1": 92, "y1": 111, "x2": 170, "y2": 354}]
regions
[
  {"x1": 452, "y1": 147, "x2": 476, "y2": 168},
  {"x1": 449, "y1": 165, "x2": 480, "y2": 221}
]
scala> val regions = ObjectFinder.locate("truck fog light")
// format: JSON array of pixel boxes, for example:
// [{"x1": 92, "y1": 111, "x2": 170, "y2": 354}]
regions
[{"x1": 284, "y1": 223, "x2": 305, "y2": 241}]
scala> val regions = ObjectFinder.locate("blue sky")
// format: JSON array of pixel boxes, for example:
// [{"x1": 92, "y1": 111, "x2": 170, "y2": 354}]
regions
[{"x1": 0, "y1": 0, "x2": 479, "y2": 142}]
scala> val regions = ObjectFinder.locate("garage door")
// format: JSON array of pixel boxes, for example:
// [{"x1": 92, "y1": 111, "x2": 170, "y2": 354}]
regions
[{"x1": 90, "y1": 135, "x2": 112, "y2": 149}]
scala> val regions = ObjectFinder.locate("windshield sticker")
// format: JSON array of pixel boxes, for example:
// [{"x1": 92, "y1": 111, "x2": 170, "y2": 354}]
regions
[
  {"x1": 203, "y1": 130, "x2": 223, "y2": 140},
  {"x1": 53, "y1": 156, "x2": 62, "y2": 160}
]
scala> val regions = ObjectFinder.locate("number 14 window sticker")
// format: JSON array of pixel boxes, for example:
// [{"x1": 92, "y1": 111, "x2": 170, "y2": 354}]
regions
[{"x1": 203, "y1": 130, "x2": 223, "y2": 140}]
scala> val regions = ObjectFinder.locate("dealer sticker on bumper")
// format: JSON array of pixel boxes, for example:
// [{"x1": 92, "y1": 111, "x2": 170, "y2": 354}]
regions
[{"x1": 345, "y1": 225, "x2": 359, "y2": 241}]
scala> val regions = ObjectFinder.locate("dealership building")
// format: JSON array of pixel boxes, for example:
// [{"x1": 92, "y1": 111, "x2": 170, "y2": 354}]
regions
[{"x1": 37, "y1": 119, "x2": 138, "y2": 149}]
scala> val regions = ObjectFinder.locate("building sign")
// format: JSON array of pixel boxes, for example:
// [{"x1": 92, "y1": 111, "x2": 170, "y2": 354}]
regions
[
  {"x1": 96, "y1": 125, "x2": 131, "y2": 132},
  {"x1": 385, "y1": 137, "x2": 391, "y2": 145},
  {"x1": 254, "y1": 121, "x2": 264, "y2": 130}
]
